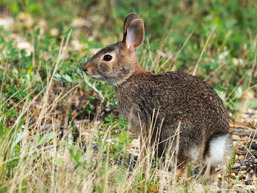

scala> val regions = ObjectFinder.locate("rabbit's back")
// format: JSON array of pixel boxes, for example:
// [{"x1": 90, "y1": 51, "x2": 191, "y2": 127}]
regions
[{"x1": 117, "y1": 71, "x2": 228, "y2": 128}]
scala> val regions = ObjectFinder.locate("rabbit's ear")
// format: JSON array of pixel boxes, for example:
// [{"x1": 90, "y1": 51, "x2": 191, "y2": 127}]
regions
[
  {"x1": 123, "y1": 19, "x2": 144, "y2": 51},
  {"x1": 123, "y1": 13, "x2": 139, "y2": 33}
]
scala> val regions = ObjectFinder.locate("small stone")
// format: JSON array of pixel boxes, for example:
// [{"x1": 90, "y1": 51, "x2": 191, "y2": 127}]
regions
[
  {"x1": 238, "y1": 155, "x2": 245, "y2": 160},
  {"x1": 233, "y1": 141, "x2": 238, "y2": 147},
  {"x1": 217, "y1": 174, "x2": 222, "y2": 179},
  {"x1": 232, "y1": 162, "x2": 241, "y2": 169},
  {"x1": 50, "y1": 28, "x2": 59, "y2": 36},
  {"x1": 71, "y1": 17, "x2": 91, "y2": 28},
  {"x1": 16, "y1": 12, "x2": 34, "y2": 28},
  {"x1": 232, "y1": 134, "x2": 240, "y2": 139},
  {"x1": 241, "y1": 165, "x2": 247, "y2": 170},
  {"x1": 0, "y1": 16, "x2": 14, "y2": 30},
  {"x1": 234, "y1": 183, "x2": 243, "y2": 188},
  {"x1": 16, "y1": 41, "x2": 33, "y2": 56},
  {"x1": 129, "y1": 139, "x2": 140, "y2": 148},
  {"x1": 246, "y1": 185, "x2": 256, "y2": 191}
]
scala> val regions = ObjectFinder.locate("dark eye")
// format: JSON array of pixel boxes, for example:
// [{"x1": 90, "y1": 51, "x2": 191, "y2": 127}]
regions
[{"x1": 103, "y1": 55, "x2": 112, "y2": 61}]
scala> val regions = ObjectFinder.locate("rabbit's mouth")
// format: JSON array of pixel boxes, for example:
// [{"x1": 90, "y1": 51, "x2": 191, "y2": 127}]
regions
[{"x1": 89, "y1": 74, "x2": 106, "y2": 81}]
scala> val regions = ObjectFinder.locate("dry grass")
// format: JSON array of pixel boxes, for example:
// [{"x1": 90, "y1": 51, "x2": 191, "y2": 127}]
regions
[
  {"x1": 0, "y1": 103, "x2": 233, "y2": 192},
  {"x1": 0, "y1": 79, "x2": 241, "y2": 193}
]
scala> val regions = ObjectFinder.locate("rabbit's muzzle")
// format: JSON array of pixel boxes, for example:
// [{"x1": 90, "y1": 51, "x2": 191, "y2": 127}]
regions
[
  {"x1": 83, "y1": 62, "x2": 96, "y2": 76},
  {"x1": 82, "y1": 62, "x2": 89, "y2": 74},
  {"x1": 82, "y1": 62, "x2": 104, "y2": 80}
]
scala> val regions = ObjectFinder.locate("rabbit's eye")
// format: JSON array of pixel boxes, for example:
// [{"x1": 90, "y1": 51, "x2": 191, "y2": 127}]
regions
[{"x1": 103, "y1": 55, "x2": 112, "y2": 61}]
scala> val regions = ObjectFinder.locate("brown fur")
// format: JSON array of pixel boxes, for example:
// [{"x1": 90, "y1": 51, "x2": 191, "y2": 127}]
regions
[{"x1": 82, "y1": 13, "x2": 230, "y2": 167}]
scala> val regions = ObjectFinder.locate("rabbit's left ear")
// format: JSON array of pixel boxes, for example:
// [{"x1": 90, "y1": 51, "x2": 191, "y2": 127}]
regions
[
  {"x1": 123, "y1": 13, "x2": 139, "y2": 33},
  {"x1": 123, "y1": 19, "x2": 145, "y2": 52}
]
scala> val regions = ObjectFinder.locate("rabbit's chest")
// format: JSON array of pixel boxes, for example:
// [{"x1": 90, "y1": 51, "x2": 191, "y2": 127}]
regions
[{"x1": 117, "y1": 87, "x2": 163, "y2": 125}]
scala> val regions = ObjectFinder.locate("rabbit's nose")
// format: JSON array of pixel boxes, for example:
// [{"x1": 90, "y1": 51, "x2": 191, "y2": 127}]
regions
[{"x1": 82, "y1": 63, "x2": 88, "y2": 73}]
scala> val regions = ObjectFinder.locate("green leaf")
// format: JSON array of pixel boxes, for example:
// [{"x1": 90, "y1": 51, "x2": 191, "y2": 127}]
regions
[
  {"x1": 105, "y1": 117, "x2": 111, "y2": 122},
  {"x1": 121, "y1": 122, "x2": 128, "y2": 127},
  {"x1": 0, "y1": 123, "x2": 4, "y2": 138},
  {"x1": 28, "y1": 64, "x2": 34, "y2": 76},
  {"x1": 214, "y1": 89, "x2": 226, "y2": 101},
  {"x1": 235, "y1": 86, "x2": 242, "y2": 98},
  {"x1": 246, "y1": 99, "x2": 257, "y2": 109},
  {"x1": 118, "y1": 115, "x2": 123, "y2": 123},
  {"x1": 36, "y1": 132, "x2": 56, "y2": 147},
  {"x1": 117, "y1": 124, "x2": 122, "y2": 131},
  {"x1": 120, "y1": 130, "x2": 129, "y2": 143},
  {"x1": 11, "y1": 129, "x2": 29, "y2": 150},
  {"x1": 110, "y1": 113, "x2": 113, "y2": 121}
]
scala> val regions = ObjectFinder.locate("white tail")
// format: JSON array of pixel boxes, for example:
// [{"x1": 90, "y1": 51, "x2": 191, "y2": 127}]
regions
[{"x1": 205, "y1": 134, "x2": 232, "y2": 165}]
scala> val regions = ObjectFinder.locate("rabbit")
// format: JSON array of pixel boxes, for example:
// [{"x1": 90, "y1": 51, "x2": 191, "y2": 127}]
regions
[{"x1": 82, "y1": 13, "x2": 232, "y2": 170}]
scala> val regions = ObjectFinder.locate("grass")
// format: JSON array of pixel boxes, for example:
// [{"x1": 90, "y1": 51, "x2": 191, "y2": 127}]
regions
[{"x1": 0, "y1": 0, "x2": 257, "y2": 192}]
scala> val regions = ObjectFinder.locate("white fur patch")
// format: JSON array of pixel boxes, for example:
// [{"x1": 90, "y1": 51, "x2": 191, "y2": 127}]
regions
[
  {"x1": 205, "y1": 134, "x2": 231, "y2": 165},
  {"x1": 189, "y1": 147, "x2": 201, "y2": 162}
]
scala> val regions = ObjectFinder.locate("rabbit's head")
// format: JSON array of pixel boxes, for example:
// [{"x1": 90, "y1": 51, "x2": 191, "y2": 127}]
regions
[{"x1": 82, "y1": 13, "x2": 145, "y2": 86}]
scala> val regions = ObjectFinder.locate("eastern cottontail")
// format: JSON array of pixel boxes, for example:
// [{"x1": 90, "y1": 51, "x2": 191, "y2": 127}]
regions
[{"x1": 82, "y1": 13, "x2": 232, "y2": 168}]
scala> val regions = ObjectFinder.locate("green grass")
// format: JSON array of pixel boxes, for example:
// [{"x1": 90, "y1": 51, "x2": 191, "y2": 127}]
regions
[{"x1": 0, "y1": 0, "x2": 257, "y2": 192}]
